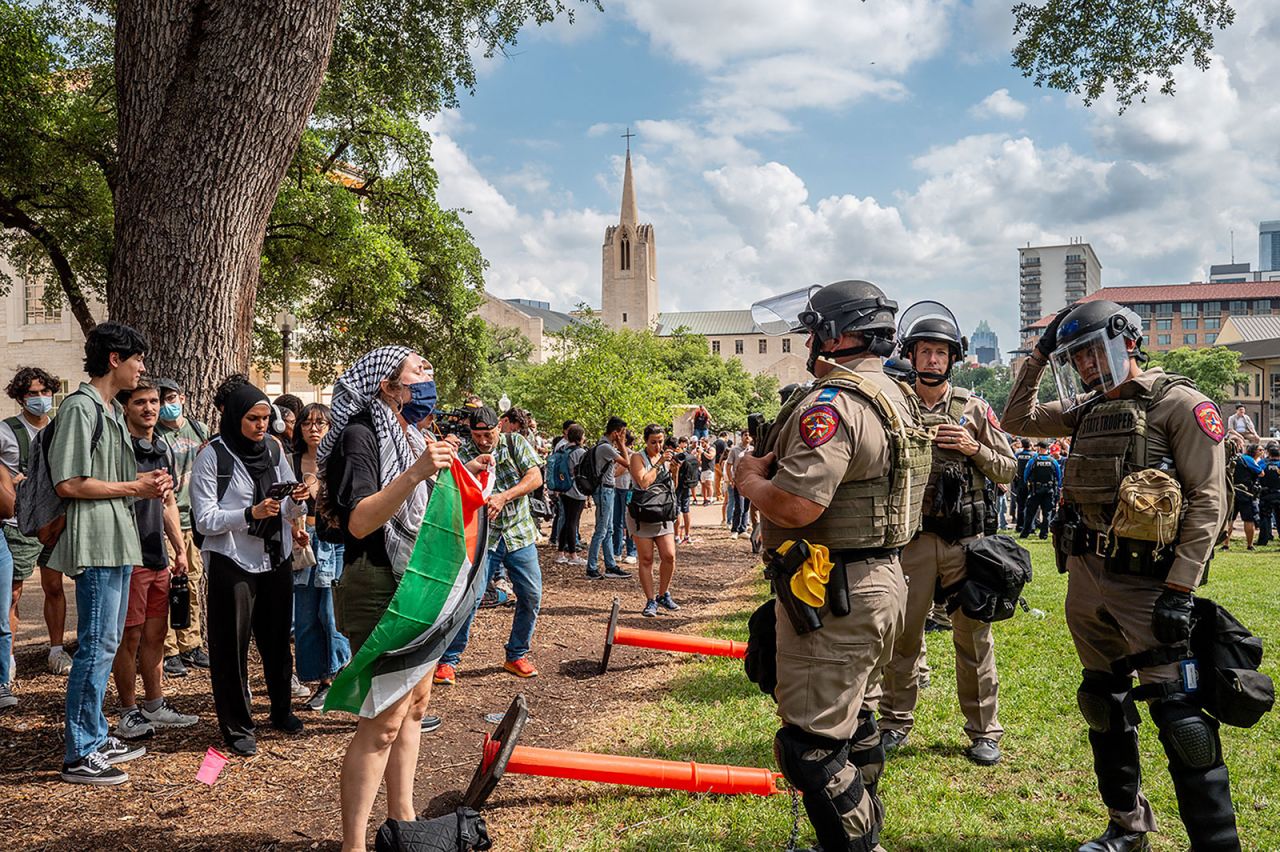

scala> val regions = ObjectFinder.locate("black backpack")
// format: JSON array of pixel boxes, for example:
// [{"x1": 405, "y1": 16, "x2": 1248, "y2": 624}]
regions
[
  {"x1": 945, "y1": 534, "x2": 1033, "y2": 623},
  {"x1": 628, "y1": 457, "x2": 677, "y2": 524},
  {"x1": 1122, "y1": 598, "x2": 1274, "y2": 728},
  {"x1": 573, "y1": 441, "x2": 609, "y2": 496},
  {"x1": 190, "y1": 437, "x2": 281, "y2": 548},
  {"x1": 374, "y1": 807, "x2": 491, "y2": 851}
]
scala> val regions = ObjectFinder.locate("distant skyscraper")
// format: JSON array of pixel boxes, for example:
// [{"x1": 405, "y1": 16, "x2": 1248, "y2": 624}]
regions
[
  {"x1": 1260, "y1": 221, "x2": 1280, "y2": 272},
  {"x1": 971, "y1": 320, "x2": 1000, "y2": 365},
  {"x1": 1017, "y1": 240, "x2": 1102, "y2": 352}
]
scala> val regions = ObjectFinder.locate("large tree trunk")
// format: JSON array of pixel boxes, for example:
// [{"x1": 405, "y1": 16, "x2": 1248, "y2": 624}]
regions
[{"x1": 111, "y1": 0, "x2": 341, "y2": 418}]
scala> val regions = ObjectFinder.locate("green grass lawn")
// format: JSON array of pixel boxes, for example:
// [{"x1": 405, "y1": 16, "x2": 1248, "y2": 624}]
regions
[{"x1": 529, "y1": 538, "x2": 1280, "y2": 851}]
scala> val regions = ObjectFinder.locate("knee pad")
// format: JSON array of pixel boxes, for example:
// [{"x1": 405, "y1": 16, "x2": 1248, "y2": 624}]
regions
[
  {"x1": 1152, "y1": 700, "x2": 1221, "y2": 771},
  {"x1": 1077, "y1": 669, "x2": 1139, "y2": 733},
  {"x1": 774, "y1": 726, "x2": 850, "y2": 794}
]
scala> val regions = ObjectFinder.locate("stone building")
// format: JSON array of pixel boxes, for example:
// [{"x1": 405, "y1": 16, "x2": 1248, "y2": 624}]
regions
[{"x1": 600, "y1": 146, "x2": 658, "y2": 331}]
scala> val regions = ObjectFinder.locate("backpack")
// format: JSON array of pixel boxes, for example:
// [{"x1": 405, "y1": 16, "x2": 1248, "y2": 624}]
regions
[
  {"x1": 679, "y1": 454, "x2": 701, "y2": 490},
  {"x1": 374, "y1": 807, "x2": 491, "y2": 851},
  {"x1": 190, "y1": 437, "x2": 282, "y2": 548},
  {"x1": 573, "y1": 441, "x2": 609, "y2": 496},
  {"x1": 3, "y1": 416, "x2": 35, "y2": 475},
  {"x1": 628, "y1": 456, "x2": 677, "y2": 524},
  {"x1": 15, "y1": 390, "x2": 103, "y2": 548},
  {"x1": 1120, "y1": 597, "x2": 1274, "y2": 728},
  {"x1": 944, "y1": 534, "x2": 1033, "y2": 623},
  {"x1": 545, "y1": 444, "x2": 574, "y2": 493}
]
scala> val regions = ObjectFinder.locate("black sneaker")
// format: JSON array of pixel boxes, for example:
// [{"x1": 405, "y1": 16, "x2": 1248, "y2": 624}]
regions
[
  {"x1": 603, "y1": 567, "x2": 632, "y2": 579},
  {"x1": 421, "y1": 714, "x2": 442, "y2": 734},
  {"x1": 180, "y1": 648, "x2": 211, "y2": 669},
  {"x1": 61, "y1": 752, "x2": 129, "y2": 786},
  {"x1": 585, "y1": 569, "x2": 603, "y2": 580},
  {"x1": 163, "y1": 655, "x2": 188, "y2": 678},
  {"x1": 100, "y1": 736, "x2": 146, "y2": 765},
  {"x1": 228, "y1": 737, "x2": 257, "y2": 757},
  {"x1": 271, "y1": 714, "x2": 305, "y2": 735}
]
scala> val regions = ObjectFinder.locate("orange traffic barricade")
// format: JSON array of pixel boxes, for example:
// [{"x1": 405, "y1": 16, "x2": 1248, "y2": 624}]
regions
[{"x1": 600, "y1": 598, "x2": 748, "y2": 674}]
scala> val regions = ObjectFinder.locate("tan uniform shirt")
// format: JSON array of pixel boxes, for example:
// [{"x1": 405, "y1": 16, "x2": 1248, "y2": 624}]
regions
[
  {"x1": 1002, "y1": 355, "x2": 1227, "y2": 589},
  {"x1": 769, "y1": 358, "x2": 900, "y2": 508},
  {"x1": 917, "y1": 386, "x2": 1016, "y2": 486}
]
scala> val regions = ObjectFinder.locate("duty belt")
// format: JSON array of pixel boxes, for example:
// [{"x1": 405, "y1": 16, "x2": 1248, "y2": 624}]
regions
[
  {"x1": 831, "y1": 546, "x2": 901, "y2": 562},
  {"x1": 1078, "y1": 525, "x2": 1175, "y2": 579}
]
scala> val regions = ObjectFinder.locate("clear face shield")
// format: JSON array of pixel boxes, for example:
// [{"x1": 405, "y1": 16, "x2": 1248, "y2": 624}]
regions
[
  {"x1": 897, "y1": 301, "x2": 959, "y2": 343},
  {"x1": 751, "y1": 285, "x2": 821, "y2": 336},
  {"x1": 1049, "y1": 329, "x2": 1133, "y2": 409}
]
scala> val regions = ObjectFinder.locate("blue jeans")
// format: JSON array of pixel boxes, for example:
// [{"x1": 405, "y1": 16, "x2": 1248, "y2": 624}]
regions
[
  {"x1": 0, "y1": 536, "x2": 12, "y2": 685},
  {"x1": 442, "y1": 539, "x2": 542, "y2": 665},
  {"x1": 729, "y1": 489, "x2": 749, "y2": 533},
  {"x1": 293, "y1": 533, "x2": 351, "y2": 682},
  {"x1": 611, "y1": 488, "x2": 636, "y2": 558},
  {"x1": 587, "y1": 486, "x2": 617, "y2": 572},
  {"x1": 65, "y1": 565, "x2": 132, "y2": 764},
  {"x1": 997, "y1": 494, "x2": 1009, "y2": 530}
]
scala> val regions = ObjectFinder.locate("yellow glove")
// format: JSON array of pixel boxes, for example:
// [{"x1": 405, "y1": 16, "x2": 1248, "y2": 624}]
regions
[{"x1": 779, "y1": 540, "x2": 833, "y2": 608}]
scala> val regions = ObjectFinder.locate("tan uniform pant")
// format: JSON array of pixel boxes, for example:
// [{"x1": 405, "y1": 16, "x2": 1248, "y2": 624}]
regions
[
  {"x1": 879, "y1": 531, "x2": 1003, "y2": 743},
  {"x1": 1065, "y1": 552, "x2": 1183, "y2": 834},
  {"x1": 775, "y1": 553, "x2": 906, "y2": 842},
  {"x1": 164, "y1": 529, "x2": 206, "y2": 657}
]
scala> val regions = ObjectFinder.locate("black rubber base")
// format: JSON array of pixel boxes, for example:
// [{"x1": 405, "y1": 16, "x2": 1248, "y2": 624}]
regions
[
  {"x1": 599, "y1": 598, "x2": 621, "y2": 675},
  {"x1": 463, "y1": 694, "x2": 529, "y2": 810}
]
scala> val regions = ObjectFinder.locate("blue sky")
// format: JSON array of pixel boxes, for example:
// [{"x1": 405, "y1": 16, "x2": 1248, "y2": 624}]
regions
[{"x1": 428, "y1": 0, "x2": 1280, "y2": 353}]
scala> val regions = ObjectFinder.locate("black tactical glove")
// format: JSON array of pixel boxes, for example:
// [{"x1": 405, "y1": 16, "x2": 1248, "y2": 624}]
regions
[
  {"x1": 1152, "y1": 588, "x2": 1195, "y2": 645},
  {"x1": 1034, "y1": 306, "x2": 1072, "y2": 359}
]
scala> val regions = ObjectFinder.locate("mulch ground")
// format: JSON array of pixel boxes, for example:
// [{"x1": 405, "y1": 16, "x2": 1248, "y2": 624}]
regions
[{"x1": 0, "y1": 503, "x2": 761, "y2": 851}]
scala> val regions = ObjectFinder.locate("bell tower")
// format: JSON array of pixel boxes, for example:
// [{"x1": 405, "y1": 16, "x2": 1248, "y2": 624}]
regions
[{"x1": 602, "y1": 129, "x2": 658, "y2": 330}]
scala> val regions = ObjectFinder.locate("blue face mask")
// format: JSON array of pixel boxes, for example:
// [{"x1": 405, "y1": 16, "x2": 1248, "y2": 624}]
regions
[
  {"x1": 23, "y1": 395, "x2": 53, "y2": 417},
  {"x1": 401, "y1": 380, "x2": 437, "y2": 425},
  {"x1": 159, "y1": 402, "x2": 182, "y2": 421}
]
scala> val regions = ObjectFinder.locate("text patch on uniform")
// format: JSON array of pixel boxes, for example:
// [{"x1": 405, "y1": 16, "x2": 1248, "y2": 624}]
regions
[
  {"x1": 799, "y1": 404, "x2": 840, "y2": 448},
  {"x1": 1194, "y1": 401, "x2": 1224, "y2": 443}
]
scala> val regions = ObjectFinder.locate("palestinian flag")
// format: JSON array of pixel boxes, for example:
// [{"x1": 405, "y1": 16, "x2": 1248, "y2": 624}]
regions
[{"x1": 325, "y1": 457, "x2": 491, "y2": 718}]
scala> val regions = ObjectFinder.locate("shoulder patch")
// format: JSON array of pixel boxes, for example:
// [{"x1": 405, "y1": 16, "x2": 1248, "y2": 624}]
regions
[
  {"x1": 1193, "y1": 401, "x2": 1225, "y2": 443},
  {"x1": 799, "y1": 404, "x2": 841, "y2": 448},
  {"x1": 985, "y1": 404, "x2": 1003, "y2": 432},
  {"x1": 816, "y1": 387, "x2": 839, "y2": 403}
]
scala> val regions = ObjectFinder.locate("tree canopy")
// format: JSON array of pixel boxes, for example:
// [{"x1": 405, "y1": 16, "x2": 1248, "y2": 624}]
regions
[{"x1": 1147, "y1": 345, "x2": 1247, "y2": 404}]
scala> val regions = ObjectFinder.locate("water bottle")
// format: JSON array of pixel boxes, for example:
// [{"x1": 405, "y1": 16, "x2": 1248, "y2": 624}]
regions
[{"x1": 169, "y1": 574, "x2": 191, "y2": 630}]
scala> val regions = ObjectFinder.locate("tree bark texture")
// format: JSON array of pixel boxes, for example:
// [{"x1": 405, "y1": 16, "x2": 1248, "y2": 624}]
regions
[{"x1": 111, "y1": 0, "x2": 341, "y2": 417}]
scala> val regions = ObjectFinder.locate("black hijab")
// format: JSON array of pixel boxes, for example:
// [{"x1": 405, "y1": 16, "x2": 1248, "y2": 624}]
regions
[{"x1": 220, "y1": 384, "x2": 283, "y2": 549}]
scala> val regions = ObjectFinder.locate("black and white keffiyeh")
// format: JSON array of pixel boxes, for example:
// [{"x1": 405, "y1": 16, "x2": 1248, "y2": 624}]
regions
[{"x1": 319, "y1": 345, "x2": 431, "y2": 572}]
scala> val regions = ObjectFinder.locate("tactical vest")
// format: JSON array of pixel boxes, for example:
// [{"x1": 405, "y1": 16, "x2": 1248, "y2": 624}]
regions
[
  {"x1": 762, "y1": 371, "x2": 932, "y2": 552},
  {"x1": 1061, "y1": 375, "x2": 1191, "y2": 532},
  {"x1": 918, "y1": 387, "x2": 987, "y2": 540},
  {"x1": 1262, "y1": 461, "x2": 1280, "y2": 495}
]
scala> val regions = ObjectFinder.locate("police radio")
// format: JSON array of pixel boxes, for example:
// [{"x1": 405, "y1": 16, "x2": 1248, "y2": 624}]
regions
[{"x1": 747, "y1": 413, "x2": 768, "y2": 457}]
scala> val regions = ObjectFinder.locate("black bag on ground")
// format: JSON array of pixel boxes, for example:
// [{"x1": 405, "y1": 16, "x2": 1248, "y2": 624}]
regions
[
  {"x1": 744, "y1": 599, "x2": 778, "y2": 697},
  {"x1": 948, "y1": 534, "x2": 1033, "y2": 623},
  {"x1": 374, "y1": 808, "x2": 491, "y2": 852}
]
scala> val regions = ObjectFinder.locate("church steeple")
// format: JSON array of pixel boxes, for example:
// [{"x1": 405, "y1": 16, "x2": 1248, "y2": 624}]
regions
[
  {"x1": 619, "y1": 144, "x2": 638, "y2": 227},
  {"x1": 601, "y1": 126, "x2": 658, "y2": 331}
]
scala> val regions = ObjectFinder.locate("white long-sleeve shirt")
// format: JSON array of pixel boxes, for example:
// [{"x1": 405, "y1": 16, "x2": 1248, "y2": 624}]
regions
[{"x1": 190, "y1": 438, "x2": 302, "y2": 573}]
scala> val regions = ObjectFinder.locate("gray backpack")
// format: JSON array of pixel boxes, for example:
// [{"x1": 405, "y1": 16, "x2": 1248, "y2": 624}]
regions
[{"x1": 16, "y1": 390, "x2": 102, "y2": 548}]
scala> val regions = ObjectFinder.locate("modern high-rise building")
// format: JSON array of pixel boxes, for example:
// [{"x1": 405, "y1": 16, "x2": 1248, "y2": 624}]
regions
[
  {"x1": 1017, "y1": 240, "x2": 1102, "y2": 351},
  {"x1": 1260, "y1": 220, "x2": 1280, "y2": 272},
  {"x1": 970, "y1": 320, "x2": 1000, "y2": 365}
]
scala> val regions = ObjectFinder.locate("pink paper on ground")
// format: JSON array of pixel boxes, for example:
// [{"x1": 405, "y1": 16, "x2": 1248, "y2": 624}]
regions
[{"x1": 196, "y1": 747, "x2": 229, "y2": 785}]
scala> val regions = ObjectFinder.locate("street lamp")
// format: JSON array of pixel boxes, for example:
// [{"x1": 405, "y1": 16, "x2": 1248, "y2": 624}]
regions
[
  {"x1": 498, "y1": 393, "x2": 511, "y2": 412},
  {"x1": 275, "y1": 310, "x2": 298, "y2": 394}
]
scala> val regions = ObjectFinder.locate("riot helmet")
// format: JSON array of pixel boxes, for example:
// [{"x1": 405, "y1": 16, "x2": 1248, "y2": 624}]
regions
[
  {"x1": 1048, "y1": 299, "x2": 1144, "y2": 408},
  {"x1": 881, "y1": 357, "x2": 917, "y2": 384},
  {"x1": 752, "y1": 280, "x2": 897, "y2": 374},
  {"x1": 897, "y1": 300, "x2": 967, "y2": 387}
]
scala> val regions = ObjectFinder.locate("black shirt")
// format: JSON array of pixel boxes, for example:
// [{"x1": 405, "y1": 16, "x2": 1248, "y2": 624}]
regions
[
  {"x1": 133, "y1": 440, "x2": 175, "y2": 569},
  {"x1": 326, "y1": 415, "x2": 392, "y2": 567},
  {"x1": 714, "y1": 438, "x2": 727, "y2": 462}
]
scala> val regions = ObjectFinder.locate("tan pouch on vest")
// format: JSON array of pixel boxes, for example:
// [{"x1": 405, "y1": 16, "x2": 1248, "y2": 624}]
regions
[{"x1": 1108, "y1": 468, "x2": 1182, "y2": 554}]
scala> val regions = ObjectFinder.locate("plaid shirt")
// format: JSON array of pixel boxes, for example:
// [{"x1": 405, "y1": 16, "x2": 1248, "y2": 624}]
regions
[{"x1": 460, "y1": 432, "x2": 541, "y2": 551}]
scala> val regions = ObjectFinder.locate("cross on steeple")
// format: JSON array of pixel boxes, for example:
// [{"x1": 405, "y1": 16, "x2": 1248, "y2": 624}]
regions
[{"x1": 621, "y1": 126, "x2": 636, "y2": 153}]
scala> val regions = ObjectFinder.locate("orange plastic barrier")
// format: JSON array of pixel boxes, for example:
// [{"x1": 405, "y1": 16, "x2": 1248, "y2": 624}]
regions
[{"x1": 600, "y1": 597, "x2": 747, "y2": 674}]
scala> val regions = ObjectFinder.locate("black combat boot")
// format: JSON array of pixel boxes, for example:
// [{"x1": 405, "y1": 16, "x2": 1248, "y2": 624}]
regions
[{"x1": 1077, "y1": 822, "x2": 1151, "y2": 852}]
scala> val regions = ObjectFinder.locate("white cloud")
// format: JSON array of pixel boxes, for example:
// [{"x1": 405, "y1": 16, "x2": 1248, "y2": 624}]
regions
[{"x1": 970, "y1": 88, "x2": 1028, "y2": 120}]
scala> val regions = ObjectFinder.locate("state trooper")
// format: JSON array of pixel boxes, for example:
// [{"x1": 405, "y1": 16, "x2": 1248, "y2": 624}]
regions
[
  {"x1": 1020, "y1": 439, "x2": 1061, "y2": 539},
  {"x1": 737, "y1": 280, "x2": 930, "y2": 852},
  {"x1": 1012, "y1": 437, "x2": 1036, "y2": 528},
  {"x1": 877, "y1": 301, "x2": 1015, "y2": 766},
  {"x1": 1002, "y1": 300, "x2": 1238, "y2": 851}
]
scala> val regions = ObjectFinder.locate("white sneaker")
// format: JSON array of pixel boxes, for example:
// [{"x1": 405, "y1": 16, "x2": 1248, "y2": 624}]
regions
[
  {"x1": 624, "y1": 556, "x2": 637, "y2": 565},
  {"x1": 730, "y1": 532, "x2": 740, "y2": 540},
  {"x1": 569, "y1": 556, "x2": 588, "y2": 567},
  {"x1": 0, "y1": 683, "x2": 17, "y2": 710},
  {"x1": 140, "y1": 699, "x2": 198, "y2": 729},
  {"x1": 48, "y1": 649, "x2": 73, "y2": 676},
  {"x1": 291, "y1": 674, "x2": 311, "y2": 699},
  {"x1": 114, "y1": 708, "x2": 156, "y2": 741},
  {"x1": 554, "y1": 554, "x2": 569, "y2": 564}
]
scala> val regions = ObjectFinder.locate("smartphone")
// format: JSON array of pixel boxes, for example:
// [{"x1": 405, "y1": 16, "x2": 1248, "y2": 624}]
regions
[{"x1": 266, "y1": 481, "x2": 300, "y2": 500}]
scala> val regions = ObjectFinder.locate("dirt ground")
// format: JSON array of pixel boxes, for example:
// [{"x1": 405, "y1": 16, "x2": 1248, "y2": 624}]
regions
[{"x1": 0, "y1": 501, "x2": 761, "y2": 851}]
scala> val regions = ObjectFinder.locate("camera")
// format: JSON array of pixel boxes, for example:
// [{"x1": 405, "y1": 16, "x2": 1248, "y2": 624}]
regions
[
  {"x1": 436, "y1": 407, "x2": 473, "y2": 439},
  {"x1": 675, "y1": 452, "x2": 688, "y2": 462}
]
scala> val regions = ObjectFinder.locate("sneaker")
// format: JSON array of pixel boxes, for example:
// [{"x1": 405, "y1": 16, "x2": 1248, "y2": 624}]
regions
[
  {"x1": 965, "y1": 737, "x2": 1001, "y2": 766},
  {"x1": 554, "y1": 553, "x2": 569, "y2": 564},
  {"x1": 140, "y1": 700, "x2": 198, "y2": 729},
  {"x1": 48, "y1": 648, "x2": 73, "y2": 675},
  {"x1": 163, "y1": 655, "x2": 188, "y2": 678},
  {"x1": 624, "y1": 555, "x2": 637, "y2": 565},
  {"x1": 113, "y1": 708, "x2": 156, "y2": 741},
  {"x1": 585, "y1": 569, "x2": 603, "y2": 580},
  {"x1": 478, "y1": 583, "x2": 509, "y2": 609},
  {"x1": 604, "y1": 566, "x2": 632, "y2": 580},
  {"x1": 0, "y1": 683, "x2": 16, "y2": 710},
  {"x1": 305, "y1": 684, "x2": 330, "y2": 711},
  {"x1": 101, "y1": 736, "x2": 146, "y2": 765},
  {"x1": 272, "y1": 714, "x2": 305, "y2": 735},
  {"x1": 503, "y1": 657, "x2": 538, "y2": 678},
  {"x1": 228, "y1": 737, "x2": 257, "y2": 757},
  {"x1": 180, "y1": 648, "x2": 211, "y2": 669},
  {"x1": 569, "y1": 556, "x2": 588, "y2": 567},
  {"x1": 730, "y1": 532, "x2": 740, "y2": 540},
  {"x1": 641, "y1": 599, "x2": 658, "y2": 618},
  {"x1": 880, "y1": 729, "x2": 908, "y2": 754},
  {"x1": 291, "y1": 674, "x2": 310, "y2": 699},
  {"x1": 433, "y1": 663, "x2": 457, "y2": 685},
  {"x1": 493, "y1": 577, "x2": 515, "y2": 599},
  {"x1": 658, "y1": 592, "x2": 681, "y2": 611},
  {"x1": 61, "y1": 752, "x2": 128, "y2": 786},
  {"x1": 421, "y1": 714, "x2": 442, "y2": 734}
]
